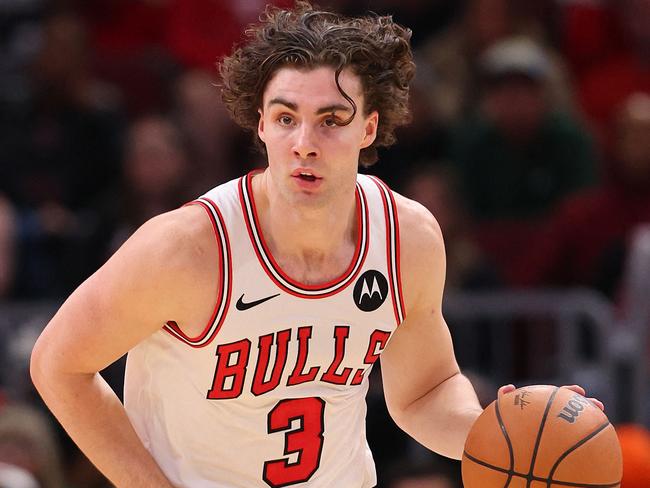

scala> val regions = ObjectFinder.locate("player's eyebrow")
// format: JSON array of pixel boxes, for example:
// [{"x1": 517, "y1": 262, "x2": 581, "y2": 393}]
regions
[
  {"x1": 267, "y1": 97, "x2": 298, "y2": 111},
  {"x1": 267, "y1": 97, "x2": 352, "y2": 115},
  {"x1": 315, "y1": 104, "x2": 352, "y2": 115}
]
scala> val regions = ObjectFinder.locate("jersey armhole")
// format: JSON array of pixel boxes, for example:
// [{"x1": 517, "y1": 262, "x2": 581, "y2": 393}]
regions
[
  {"x1": 163, "y1": 198, "x2": 232, "y2": 347},
  {"x1": 367, "y1": 176, "x2": 406, "y2": 326}
]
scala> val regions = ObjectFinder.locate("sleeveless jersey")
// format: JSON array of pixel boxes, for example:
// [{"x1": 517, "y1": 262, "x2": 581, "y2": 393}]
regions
[{"x1": 124, "y1": 172, "x2": 406, "y2": 488}]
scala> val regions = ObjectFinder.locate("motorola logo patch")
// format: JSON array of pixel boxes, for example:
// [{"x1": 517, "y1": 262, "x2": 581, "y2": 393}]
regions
[{"x1": 353, "y1": 270, "x2": 388, "y2": 312}]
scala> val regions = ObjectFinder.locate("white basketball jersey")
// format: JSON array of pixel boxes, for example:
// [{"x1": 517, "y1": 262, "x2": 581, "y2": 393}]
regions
[{"x1": 124, "y1": 172, "x2": 406, "y2": 488}]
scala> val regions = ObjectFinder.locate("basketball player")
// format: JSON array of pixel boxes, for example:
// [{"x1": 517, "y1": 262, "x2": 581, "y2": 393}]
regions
[{"x1": 30, "y1": 3, "x2": 601, "y2": 487}]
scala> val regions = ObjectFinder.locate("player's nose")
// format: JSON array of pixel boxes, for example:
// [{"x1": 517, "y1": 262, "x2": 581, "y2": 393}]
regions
[{"x1": 292, "y1": 124, "x2": 319, "y2": 160}]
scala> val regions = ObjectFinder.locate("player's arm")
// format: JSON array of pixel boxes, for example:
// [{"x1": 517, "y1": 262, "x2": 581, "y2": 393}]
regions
[
  {"x1": 379, "y1": 195, "x2": 482, "y2": 460},
  {"x1": 30, "y1": 205, "x2": 214, "y2": 487}
]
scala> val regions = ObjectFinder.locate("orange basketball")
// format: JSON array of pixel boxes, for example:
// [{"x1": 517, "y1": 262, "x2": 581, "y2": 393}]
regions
[{"x1": 462, "y1": 385, "x2": 622, "y2": 488}]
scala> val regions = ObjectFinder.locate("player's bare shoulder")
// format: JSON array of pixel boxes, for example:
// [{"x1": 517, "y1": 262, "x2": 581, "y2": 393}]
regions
[
  {"x1": 144, "y1": 204, "x2": 219, "y2": 307},
  {"x1": 392, "y1": 191, "x2": 446, "y2": 312},
  {"x1": 95, "y1": 203, "x2": 220, "y2": 335},
  {"x1": 393, "y1": 192, "x2": 444, "y2": 258},
  {"x1": 130, "y1": 203, "x2": 217, "y2": 278}
]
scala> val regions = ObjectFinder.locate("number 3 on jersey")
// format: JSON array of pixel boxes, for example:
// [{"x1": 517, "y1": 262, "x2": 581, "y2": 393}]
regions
[{"x1": 263, "y1": 397, "x2": 326, "y2": 487}]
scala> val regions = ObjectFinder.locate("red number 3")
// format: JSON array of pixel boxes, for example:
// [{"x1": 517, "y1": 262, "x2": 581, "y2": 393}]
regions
[{"x1": 263, "y1": 397, "x2": 326, "y2": 487}]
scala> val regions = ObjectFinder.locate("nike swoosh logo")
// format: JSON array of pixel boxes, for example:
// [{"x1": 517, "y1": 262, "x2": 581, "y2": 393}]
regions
[{"x1": 235, "y1": 293, "x2": 280, "y2": 311}]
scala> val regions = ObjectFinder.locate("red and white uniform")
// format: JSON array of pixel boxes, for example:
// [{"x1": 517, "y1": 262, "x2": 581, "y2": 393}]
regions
[{"x1": 124, "y1": 172, "x2": 405, "y2": 488}]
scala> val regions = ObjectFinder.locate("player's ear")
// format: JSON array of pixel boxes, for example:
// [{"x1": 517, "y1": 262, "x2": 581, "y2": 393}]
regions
[
  {"x1": 360, "y1": 110, "x2": 378, "y2": 149},
  {"x1": 258, "y1": 108, "x2": 266, "y2": 143}
]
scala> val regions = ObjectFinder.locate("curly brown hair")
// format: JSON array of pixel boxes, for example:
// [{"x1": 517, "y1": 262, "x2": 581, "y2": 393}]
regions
[{"x1": 219, "y1": 1, "x2": 415, "y2": 167}]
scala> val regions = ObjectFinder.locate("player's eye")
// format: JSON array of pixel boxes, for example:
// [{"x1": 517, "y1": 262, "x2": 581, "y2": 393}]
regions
[
  {"x1": 323, "y1": 116, "x2": 338, "y2": 127},
  {"x1": 278, "y1": 115, "x2": 293, "y2": 126}
]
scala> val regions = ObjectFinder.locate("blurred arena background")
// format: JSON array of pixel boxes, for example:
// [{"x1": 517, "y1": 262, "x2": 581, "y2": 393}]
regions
[{"x1": 0, "y1": 0, "x2": 649, "y2": 487}]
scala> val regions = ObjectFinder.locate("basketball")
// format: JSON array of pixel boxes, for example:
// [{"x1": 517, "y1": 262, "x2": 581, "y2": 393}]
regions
[{"x1": 462, "y1": 385, "x2": 622, "y2": 488}]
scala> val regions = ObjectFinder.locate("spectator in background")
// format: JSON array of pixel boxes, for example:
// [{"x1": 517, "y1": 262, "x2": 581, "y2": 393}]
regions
[
  {"x1": 103, "y1": 115, "x2": 192, "y2": 253},
  {"x1": 402, "y1": 165, "x2": 498, "y2": 290},
  {"x1": 508, "y1": 92, "x2": 650, "y2": 297},
  {"x1": 577, "y1": 0, "x2": 650, "y2": 150},
  {"x1": 364, "y1": 81, "x2": 448, "y2": 191},
  {"x1": 0, "y1": 11, "x2": 123, "y2": 299},
  {"x1": 451, "y1": 36, "x2": 597, "y2": 222},
  {"x1": 448, "y1": 36, "x2": 598, "y2": 280},
  {"x1": 559, "y1": 0, "x2": 625, "y2": 80},
  {"x1": 165, "y1": 0, "x2": 294, "y2": 71},
  {"x1": 0, "y1": 11, "x2": 123, "y2": 208},
  {"x1": 79, "y1": 0, "x2": 175, "y2": 115},
  {"x1": 0, "y1": 0, "x2": 45, "y2": 107},
  {"x1": 0, "y1": 404, "x2": 65, "y2": 488},
  {"x1": 417, "y1": 0, "x2": 572, "y2": 128},
  {"x1": 173, "y1": 69, "x2": 253, "y2": 194},
  {"x1": 81, "y1": 0, "x2": 297, "y2": 115},
  {"x1": 0, "y1": 196, "x2": 16, "y2": 298}
]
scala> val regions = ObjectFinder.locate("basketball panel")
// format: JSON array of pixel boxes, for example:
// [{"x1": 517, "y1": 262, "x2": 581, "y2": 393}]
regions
[
  {"x1": 530, "y1": 481, "x2": 551, "y2": 488},
  {"x1": 462, "y1": 401, "x2": 512, "y2": 469},
  {"x1": 496, "y1": 385, "x2": 557, "y2": 474},
  {"x1": 550, "y1": 423, "x2": 622, "y2": 485},
  {"x1": 509, "y1": 477, "x2": 532, "y2": 487},
  {"x1": 550, "y1": 485, "x2": 620, "y2": 488},
  {"x1": 461, "y1": 455, "x2": 510, "y2": 488},
  {"x1": 532, "y1": 387, "x2": 612, "y2": 477}
]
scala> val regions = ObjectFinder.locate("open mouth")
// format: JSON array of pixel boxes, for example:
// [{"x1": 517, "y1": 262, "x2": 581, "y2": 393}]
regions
[
  {"x1": 291, "y1": 169, "x2": 322, "y2": 183},
  {"x1": 298, "y1": 173, "x2": 317, "y2": 182}
]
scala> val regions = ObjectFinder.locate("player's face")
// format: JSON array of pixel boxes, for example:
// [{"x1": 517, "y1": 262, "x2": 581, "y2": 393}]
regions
[{"x1": 258, "y1": 65, "x2": 378, "y2": 207}]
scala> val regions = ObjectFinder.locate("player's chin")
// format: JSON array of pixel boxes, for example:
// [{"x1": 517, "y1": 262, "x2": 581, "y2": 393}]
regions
[{"x1": 289, "y1": 188, "x2": 332, "y2": 209}]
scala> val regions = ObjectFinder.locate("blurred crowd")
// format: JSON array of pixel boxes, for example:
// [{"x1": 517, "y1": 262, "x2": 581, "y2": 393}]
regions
[
  {"x1": 0, "y1": 0, "x2": 649, "y2": 487},
  {"x1": 1, "y1": 0, "x2": 649, "y2": 302}
]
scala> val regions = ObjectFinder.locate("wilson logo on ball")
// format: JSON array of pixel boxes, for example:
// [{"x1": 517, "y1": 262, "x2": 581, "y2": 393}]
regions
[{"x1": 557, "y1": 394, "x2": 591, "y2": 423}]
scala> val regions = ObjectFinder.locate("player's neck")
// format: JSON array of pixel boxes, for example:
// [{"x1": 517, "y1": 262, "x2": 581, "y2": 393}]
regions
[{"x1": 253, "y1": 171, "x2": 357, "y2": 268}]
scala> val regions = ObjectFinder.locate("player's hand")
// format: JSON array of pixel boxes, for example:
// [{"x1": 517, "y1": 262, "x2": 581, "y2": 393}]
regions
[
  {"x1": 497, "y1": 383, "x2": 516, "y2": 398},
  {"x1": 497, "y1": 384, "x2": 604, "y2": 411}
]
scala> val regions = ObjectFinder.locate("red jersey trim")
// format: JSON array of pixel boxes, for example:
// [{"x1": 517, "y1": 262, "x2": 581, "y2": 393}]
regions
[
  {"x1": 163, "y1": 198, "x2": 232, "y2": 347},
  {"x1": 368, "y1": 176, "x2": 406, "y2": 325},
  {"x1": 238, "y1": 172, "x2": 369, "y2": 298}
]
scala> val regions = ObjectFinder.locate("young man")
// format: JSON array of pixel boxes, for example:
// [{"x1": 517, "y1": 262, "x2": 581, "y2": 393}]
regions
[{"x1": 30, "y1": 3, "x2": 596, "y2": 487}]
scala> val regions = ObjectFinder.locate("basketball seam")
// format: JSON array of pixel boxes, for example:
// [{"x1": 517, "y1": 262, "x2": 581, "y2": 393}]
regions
[
  {"x1": 527, "y1": 386, "x2": 560, "y2": 486},
  {"x1": 547, "y1": 420, "x2": 618, "y2": 487},
  {"x1": 463, "y1": 451, "x2": 511, "y2": 474},
  {"x1": 462, "y1": 453, "x2": 620, "y2": 488},
  {"x1": 495, "y1": 398, "x2": 515, "y2": 487}
]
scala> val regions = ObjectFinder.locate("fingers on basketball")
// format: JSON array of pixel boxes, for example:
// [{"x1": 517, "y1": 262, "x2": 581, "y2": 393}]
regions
[{"x1": 462, "y1": 385, "x2": 622, "y2": 488}]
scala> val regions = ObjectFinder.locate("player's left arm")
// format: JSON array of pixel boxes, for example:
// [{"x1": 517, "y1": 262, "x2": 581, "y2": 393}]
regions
[{"x1": 379, "y1": 193, "x2": 482, "y2": 460}]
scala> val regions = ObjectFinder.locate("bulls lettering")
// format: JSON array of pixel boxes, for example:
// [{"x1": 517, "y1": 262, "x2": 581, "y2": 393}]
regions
[
  {"x1": 208, "y1": 327, "x2": 391, "y2": 398},
  {"x1": 207, "y1": 339, "x2": 252, "y2": 399},
  {"x1": 287, "y1": 327, "x2": 320, "y2": 386},
  {"x1": 321, "y1": 326, "x2": 353, "y2": 385},
  {"x1": 351, "y1": 329, "x2": 391, "y2": 385},
  {"x1": 252, "y1": 329, "x2": 291, "y2": 396}
]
